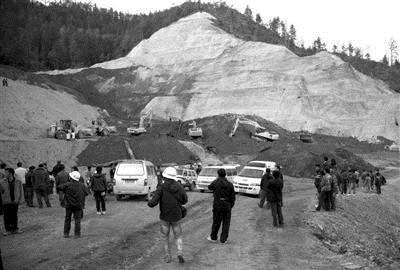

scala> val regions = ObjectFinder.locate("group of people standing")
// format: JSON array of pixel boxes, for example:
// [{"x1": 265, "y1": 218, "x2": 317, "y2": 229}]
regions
[
  {"x1": 0, "y1": 161, "x2": 109, "y2": 238},
  {"x1": 314, "y1": 156, "x2": 386, "y2": 212}
]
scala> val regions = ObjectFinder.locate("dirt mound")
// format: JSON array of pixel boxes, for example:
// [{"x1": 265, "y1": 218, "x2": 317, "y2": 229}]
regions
[
  {"x1": 77, "y1": 134, "x2": 197, "y2": 166},
  {"x1": 152, "y1": 114, "x2": 377, "y2": 177}
]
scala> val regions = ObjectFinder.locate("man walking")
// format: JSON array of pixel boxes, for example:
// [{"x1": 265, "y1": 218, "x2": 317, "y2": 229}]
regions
[
  {"x1": 24, "y1": 166, "x2": 35, "y2": 207},
  {"x1": 374, "y1": 171, "x2": 384, "y2": 195},
  {"x1": 90, "y1": 166, "x2": 107, "y2": 215},
  {"x1": 148, "y1": 167, "x2": 188, "y2": 264},
  {"x1": 0, "y1": 168, "x2": 23, "y2": 235},
  {"x1": 329, "y1": 168, "x2": 339, "y2": 210},
  {"x1": 14, "y1": 162, "x2": 27, "y2": 205},
  {"x1": 32, "y1": 164, "x2": 51, "y2": 208},
  {"x1": 266, "y1": 170, "x2": 284, "y2": 227},
  {"x1": 55, "y1": 164, "x2": 69, "y2": 207},
  {"x1": 259, "y1": 168, "x2": 272, "y2": 208},
  {"x1": 207, "y1": 168, "x2": 236, "y2": 244},
  {"x1": 314, "y1": 166, "x2": 323, "y2": 210},
  {"x1": 57, "y1": 171, "x2": 89, "y2": 238},
  {"x1": 348, "y1": 169, "x2": 357, "y2": 194},
  {"x1": 317, "y1": 168, "x2": 332, "y2": 211}
]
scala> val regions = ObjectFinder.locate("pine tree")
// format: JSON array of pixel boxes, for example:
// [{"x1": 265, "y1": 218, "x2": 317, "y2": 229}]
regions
[
  {"x1": 348, "y1": 43, "x2": 354, "y2": 56},
  {"x1": 255, "y1": 13, "x2": 262, "y2": 24},
  {"x1": 332, "y1": 44, "x2": 338, "y2": 53},
  {"x1": 382, "y1": 55, "x2": 389, "y2": 66},
  {"x1": 269, "y1": 17, "x2": 280, "y2": 33},
  {"x1": 389, "y1": 38, "x2": 398, "y2": 66},
  {"x1": 289, "y1": 24, "x2": 296, "y2": 43},
  {"x1": 244, "y1": 5, "x2": 253, "y2": 20}
]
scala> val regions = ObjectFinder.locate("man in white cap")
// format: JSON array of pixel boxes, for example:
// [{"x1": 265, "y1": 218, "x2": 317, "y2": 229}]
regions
[
  {"x1": 56, "y1": 171, "x2": 89, "y2": 238},
  {"x1": 148, "y1": 167, "x2": 188, "y2": 264}
]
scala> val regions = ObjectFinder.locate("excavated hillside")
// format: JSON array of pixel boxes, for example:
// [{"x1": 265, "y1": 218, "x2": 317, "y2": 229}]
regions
[{"x1": 38, "y1": 12, "x2": 400, "y2": 143}]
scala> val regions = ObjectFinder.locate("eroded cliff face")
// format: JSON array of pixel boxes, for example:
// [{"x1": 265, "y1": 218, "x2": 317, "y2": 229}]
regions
[{"x1": 40, "y1": 12, "x2": 399, "y2": 142}]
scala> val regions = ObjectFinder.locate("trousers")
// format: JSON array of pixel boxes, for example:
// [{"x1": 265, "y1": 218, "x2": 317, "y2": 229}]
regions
[
  {"x1": 210, "y1": 207, "x2": 232, "y2": 243},
  {"x1": 23, "y1": 184, "x2": 34, "y2": 206},
  {"x1": 160, "y1": 220, "x2": 183, "y2": 256},
  {"x1": 94, "y1": 191, "x2": 106, "y2": 212},
  {"x1": 64, "y1": 207, "x2": 83, "y2": 236},
  {"x1": 270, "y1": 202, "x2": 283, "y2": 226},
  {"x1": 35, "y1": 188, "x2": 51, "y2": 208},
  {"x1": 3, "y1": 204, "x2": 19, "y2": 232}
]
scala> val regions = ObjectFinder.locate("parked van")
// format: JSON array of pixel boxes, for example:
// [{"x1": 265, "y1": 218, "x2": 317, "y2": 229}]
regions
[
  {"x1": 176, "y1": 167, "x2": 197, "y2": 191},
  {"x1": 234, "y1": 161, "x2": 277, "y2": 195},
  {"x1": 113, "y1": 160, "x2": 158, "y2": 200},
  {"x1": 197, "y1": 164, "x2": 240, "y2": 192}
]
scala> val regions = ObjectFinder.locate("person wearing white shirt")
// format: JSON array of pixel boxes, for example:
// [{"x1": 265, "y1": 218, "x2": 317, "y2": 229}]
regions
[{"x1": 15, "y1": 162, "x2": 27, "y2": 205}]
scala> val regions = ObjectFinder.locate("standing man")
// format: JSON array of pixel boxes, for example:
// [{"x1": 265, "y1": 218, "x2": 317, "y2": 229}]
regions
[
  {"x1": 32, "y1": 164, "x2": 51, "y2": 208},
  {"x1": 348, "y1": 169, "x2": 357, "y2": 194},
  {"x1": 329, "y1": 168, "x2": 339, "y2": 211},
  {"x1": 318, "y1": 168, "x2": 332, "y2": 211},
  {"x1": 57, "y1": 171, "x2": 89, "y2": 238},
  {"x1": 374, "y1": 171, "x2": 384, "y2": 195},
  {"x1": 259, "y1": 168, "x2": 272, "y2": 208},
  {"x1": 14, "y1": 162, "x2": 27, "y2": 205},
  {"x1": 0, "y1": 168, "x2": 23, "y2": 235},
  {"x1": 207, "y1": 168, "x2": 236, "y2": 244},
  {"x1": 340, "y1": 169, "x2": 348, "y2": 195},
  {"x1": 266, "y1": 170, "x2": 284, "y2": 227},
  {"x1": 24, "y1": 166, "x2": 35, "y2": 207},
  {"x1": 85, "y1": 166, "x2": 93, "y2": 187},
  {"x1": 51, "y1": 161, "x2": 63, "y2": 178},
  {"x1": 55, "y1": 164, "x2": 69, "y2": 207},
  {"x1": 90, "y1": 166, "x2": 107, "y2": 215},
  {"x1": 314, "y1": 167, "x2": 323, "y2": 210},
  {"x1": 322, "y1": 156, "x2": 330, "y2": 172},
  {"x1": 148, "y1": 167, "x2": 188, "y2": 264}
]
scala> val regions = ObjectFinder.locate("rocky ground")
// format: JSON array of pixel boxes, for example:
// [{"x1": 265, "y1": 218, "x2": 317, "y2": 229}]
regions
[{"x1": 2, "y1": 153, "x2": 399, "y2": 270}]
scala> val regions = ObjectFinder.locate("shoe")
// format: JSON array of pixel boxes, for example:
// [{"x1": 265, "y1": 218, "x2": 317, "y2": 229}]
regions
[
  {"x1": 163, "y1": 254, "x2": 172, "y2": 263},
  {"x1": 97, "y1": 212, "x2": 101, "y2": 215},
  {"x1": 101, "y1": 211, "x2": 106, "y2": 215},
  {"x1": 74, "y1": 235, "x2": 81, "y2": 239},
  {"x1": 64, "y1": 234, "x2": 69, "y2": 238},
  {"x1": 3, "y1": 231, "x2": 11, "y2": 236},
  {"x1": 206, "y1": 236, "x2": 217, "y2": 243},
  {"x1": 14, "y1": 229, "x2": 23, "y2": 234},
  {"x1": 177, "y1": 255, "x2": 185, "y2": 264},
  {"x1": 220, "y1": 240, "x2": 228, "y2": 245}
]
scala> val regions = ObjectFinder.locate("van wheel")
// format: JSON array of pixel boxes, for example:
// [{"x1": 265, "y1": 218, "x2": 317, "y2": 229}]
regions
[
  {"x1": 199, "y1": 190, "x2": 204, "y2": 193},
  {"x1": 116, "y1": 195, "x2": 123, "y2": 201},
  {"x1": 189, "y1": 182, "x2": 196, "y2": 191}
]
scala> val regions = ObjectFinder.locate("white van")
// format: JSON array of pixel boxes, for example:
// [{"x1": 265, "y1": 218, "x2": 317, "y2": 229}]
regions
[
  {"x1": 197, "y1": 164, "x2": 240, "y2": 192},
  {"x1": 233, "y1": 161, "x2": 277, "y2": 195},
  {"x1": 113, "y1": 160, "x2": 158, "y2": 200}
]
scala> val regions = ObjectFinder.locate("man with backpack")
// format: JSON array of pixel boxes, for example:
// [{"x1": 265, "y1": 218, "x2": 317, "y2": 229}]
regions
[
  {"x1": 374, "y1": 170, "x2": 385, "y2": 194},
  {"x1": 207, "y1": 168, "x2": 236, "y2": 243},
  {"x1": 90, "y1": 166, "x2": 107, "y2": 215},
  {"x1": 148, "y1": 167, "x2": 188, "y2": 264}
]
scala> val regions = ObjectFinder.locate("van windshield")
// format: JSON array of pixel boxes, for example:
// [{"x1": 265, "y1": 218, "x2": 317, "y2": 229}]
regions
[
  {"x1": 116, "y1": 163, "x2": 144, "y2": 176},
  {"x1": 238, "y1": 168, "x2": 264, "y2": 178},
  {"x1": 199, "y1": 168, "x2": 219, "y2": 177}
]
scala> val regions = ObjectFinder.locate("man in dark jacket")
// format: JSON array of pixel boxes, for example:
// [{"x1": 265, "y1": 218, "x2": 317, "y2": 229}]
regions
[
  {"x1": 266, "y1": 170, "x2": 284, "y2": 227},
  {"x1": 24, "y1": 166, "x2": 35, "y2": 207},
  {"x1": 374, "y1": 171, "x2": 384, "y2": 194},
  {"x1": 148, "y1": 167, "x2": 188, "y2": 264},
  {"x1": 259, "y1": 168, "x2": 272, "y2": 208},
  {"x1": 51, "y1": 161, "x2": 63, "y2": 178},
  {"x1": 207, "y1": 168, "x2": 235, "y2": 244},
  {"x1": 32, "y1": 164, "x2": 51, "y2": 208},
  {"x1": 55, "y1": 164, "x2": 69, "y2": 207},
  {"x1": 90, "y1": 166, "x2": 107, "y2": 215},
  {"x1": 57, "y1": 171, "x2": 89, "y2": 238}
]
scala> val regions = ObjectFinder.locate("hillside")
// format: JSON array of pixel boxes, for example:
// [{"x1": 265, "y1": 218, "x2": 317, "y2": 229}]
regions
[{"x1": 38, "y1": 12, "x2": 400, "y2": 143}]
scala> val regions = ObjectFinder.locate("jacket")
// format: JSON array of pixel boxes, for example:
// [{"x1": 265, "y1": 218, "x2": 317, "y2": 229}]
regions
[
  {"x1": 0, "y1": 178, "x2": 23, "y2": 204},
  {"x1": 314, "y1": 175, "x2": 322, "y2": 193},
  {"x1": 208, "y1": 177, "x2": 235, "y2": 209},
  {"x1": 32, "y1": 167, "x2": 50, "y2": 190},
  {"x1": 260, "y1": 173, "x2": 273, "y2": 192},
  {"x1": 56, "y1": 181, "x2": 89, "y2": 209},
  {"x1": 25, "y1": 170, "x2": 35, "y2": 187},
  {"x1": 90, "y1": 173, "x2": 107, "y2": 192},
  {"x1": 55, "y1": 170, "x2": 69, "y2": 188},
  {"x1": 148, "y1": 178, "x2": 188, "y2": 223},
  {"x1": 51, "y1": 164, "x2": 63, "y2": 176},
  {"x1": 265, "y1": 177, "x2": 283, "y2": 203},
  {"x1": 321, "y1": 174, "x2": 332, "y2": 192}
]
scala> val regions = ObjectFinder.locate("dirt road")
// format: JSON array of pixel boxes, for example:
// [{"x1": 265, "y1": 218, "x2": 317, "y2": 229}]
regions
[{"x1": 2, "y1": 176, "x2": 354, "y2": 270}]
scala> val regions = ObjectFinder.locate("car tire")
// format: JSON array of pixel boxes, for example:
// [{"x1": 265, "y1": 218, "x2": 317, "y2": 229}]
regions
[
  {"x1": 116, "y1": 195, "x2": 123, "y2": 201},
  {"x1": 199, "y1": 190, "x2": 204, "y2": 193},
  {"x1": 189, "y1": 182, "x2": 196, "y2": 191}
]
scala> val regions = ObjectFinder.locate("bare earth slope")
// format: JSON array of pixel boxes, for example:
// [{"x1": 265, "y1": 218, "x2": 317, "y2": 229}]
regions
[{"x1": 39, "y1": 12, "x2": 400, "y2": 142}]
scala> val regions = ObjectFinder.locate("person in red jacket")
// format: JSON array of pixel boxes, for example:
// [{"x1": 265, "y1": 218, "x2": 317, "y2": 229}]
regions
[{"x1": 148, "y1": 167, "x2": 188, "y2": 264}]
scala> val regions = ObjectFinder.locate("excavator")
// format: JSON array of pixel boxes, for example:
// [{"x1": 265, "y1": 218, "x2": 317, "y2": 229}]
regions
[
  {"x1": 229, "y1": 117, "x2": 279, "y2": 141},
  {"x1": 127, "y1": 110, "x2": 152, "y2": 135}
]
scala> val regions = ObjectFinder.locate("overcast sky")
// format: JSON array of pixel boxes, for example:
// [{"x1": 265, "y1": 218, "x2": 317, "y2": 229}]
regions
[{"x1": 71, "y1": 0, "x2": 399, "y2": 61}]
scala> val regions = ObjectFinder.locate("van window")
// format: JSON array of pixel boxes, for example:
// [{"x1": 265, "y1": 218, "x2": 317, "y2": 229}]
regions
[
  {"x1": 116, "y1": 163, "x2": 144, "y2": 176},
  {"x1": 176, "y1": 169, "x2": 183, "y2": 176},
  {"x1": 183, "y1": 171, "x2": 188, "y2": 177},
  {"x1": 146, "y1": 166, "x2": 155, "y2": 176},
  {"x1": 226, "y1": 169, "x2": 233, "y2": 176},
  {"x1": 199, "y1": 167, "x2": 219, "y2": 177},
  {"x1": 238, "y1": 168, "x2": 264, "y2": 178}
]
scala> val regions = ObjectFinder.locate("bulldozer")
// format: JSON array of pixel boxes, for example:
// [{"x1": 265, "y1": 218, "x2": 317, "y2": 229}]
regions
[
  {"x1": 91, "y1": 119, "x2": 116, "y2": 137},
  {"x1": 188, "y1": 120, "x2": 203, "y2": 138},
  {"x1": 47, "y1": 120, "x2": 76, "y2": 140},
  {"x1": 127, "y1": 110, "x2": 152, "y2": 136}
]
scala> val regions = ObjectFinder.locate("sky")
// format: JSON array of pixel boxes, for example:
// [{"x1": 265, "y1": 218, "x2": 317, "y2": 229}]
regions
[{"x1": 64, "y1": 0, "x2": 400, "y2": 61}]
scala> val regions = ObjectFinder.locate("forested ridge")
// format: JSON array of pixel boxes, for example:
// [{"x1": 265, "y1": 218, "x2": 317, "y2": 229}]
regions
[{"x1": 1, "y1": 0, "x2": 399, "y2": 92}]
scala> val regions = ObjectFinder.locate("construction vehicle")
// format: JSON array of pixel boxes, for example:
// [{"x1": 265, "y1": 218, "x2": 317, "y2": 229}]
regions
[
  {"x1": 229, "y1": 117, "x2": 279, "y2": 141},
  {"x1": 47, "y1": 120, "x2": 77, "y2": 140},
  {"x1": 299, "y1": 132, "x2": 312, "y2": 143},
  {"x1": 127, "y1": 110, "x2": 152, "y2": 136},
  {"x1": 91, "y1": 119, "x2": 116, "y2": 136},
  {"x1": 188, "y1": 120, "x2": 203, "y2": 138}
]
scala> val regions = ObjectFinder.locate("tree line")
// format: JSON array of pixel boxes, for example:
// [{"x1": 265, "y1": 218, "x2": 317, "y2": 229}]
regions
[{"x1": 0, "y1": 0, "x2": 399, "y2": 91}]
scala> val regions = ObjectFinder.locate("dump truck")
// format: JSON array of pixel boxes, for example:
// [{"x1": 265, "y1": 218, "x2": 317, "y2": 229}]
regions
[{"x1": 188, "y1": 120, "x2": 203, "y2": 138}]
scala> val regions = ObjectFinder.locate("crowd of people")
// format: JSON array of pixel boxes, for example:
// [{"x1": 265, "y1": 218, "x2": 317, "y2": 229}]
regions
[
  {"x1": 0, "y1": 157, "x2": 388, "y2": 265},
  {"x1": 313, "y1": 156, "x2": 386, "y2": 211}
]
